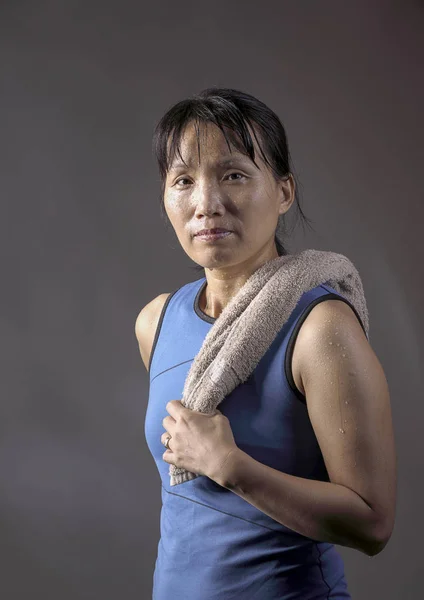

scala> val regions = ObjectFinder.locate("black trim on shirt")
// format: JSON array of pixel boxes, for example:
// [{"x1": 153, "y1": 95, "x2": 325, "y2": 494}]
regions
[
  {"x1": 148, "y1": 289, "x2": 179, "y2": 374},
  {"x1": 194, "y1": 278, "x2": 216, "y2": 324}
]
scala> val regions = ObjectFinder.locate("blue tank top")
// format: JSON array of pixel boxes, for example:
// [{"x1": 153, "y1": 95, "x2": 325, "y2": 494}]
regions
[{"x1": 145, "y1": 275, "x2": 366, "y2": 599}]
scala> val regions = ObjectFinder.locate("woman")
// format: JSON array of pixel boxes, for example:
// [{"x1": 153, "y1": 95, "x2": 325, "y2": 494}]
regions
[{"x1": 136, "y1": 87, "x2": 396, "y2": 599}]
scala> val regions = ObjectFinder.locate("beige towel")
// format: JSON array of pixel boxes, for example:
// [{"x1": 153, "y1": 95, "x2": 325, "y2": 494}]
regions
[{"x1": 169, "y1": 249, "x2": 369, "y2": 486}]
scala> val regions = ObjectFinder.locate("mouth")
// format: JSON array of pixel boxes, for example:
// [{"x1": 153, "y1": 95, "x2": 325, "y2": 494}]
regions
[{"x1": 195, "y1": 231, "x2": 233, "y2": 242}]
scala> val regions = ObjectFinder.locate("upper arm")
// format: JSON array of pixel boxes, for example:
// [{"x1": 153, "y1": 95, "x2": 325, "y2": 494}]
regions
[
  {"x1": 297, "y1": 299, "x2": 397, "y2": 543},
  {"x1": 135, "y1": 293, "x2": 171, "y2": 372}
]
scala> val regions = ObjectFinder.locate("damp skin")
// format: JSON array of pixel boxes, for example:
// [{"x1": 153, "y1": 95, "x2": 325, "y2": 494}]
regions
[
  {"x1": 312, "y1": 318, "x2": 361, "y2": 469},
  {"x1": 298, "y1": 304, "x2": 396, "y2": 556}
]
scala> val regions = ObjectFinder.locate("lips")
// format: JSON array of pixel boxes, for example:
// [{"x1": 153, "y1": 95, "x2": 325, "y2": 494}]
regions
[{"x1": 195, "y1": 228, "x2": 231, "y2": 236}]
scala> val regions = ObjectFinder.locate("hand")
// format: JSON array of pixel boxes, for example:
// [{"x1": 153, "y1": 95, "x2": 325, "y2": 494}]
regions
[{"x1": 161, "y1": 400, "x2": 239, "y2": 483}]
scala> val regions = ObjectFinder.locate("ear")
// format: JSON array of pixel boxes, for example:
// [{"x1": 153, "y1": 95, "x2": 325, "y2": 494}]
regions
[{"x1": 278, "y1": 174, "x2": 295, "y2": 215}]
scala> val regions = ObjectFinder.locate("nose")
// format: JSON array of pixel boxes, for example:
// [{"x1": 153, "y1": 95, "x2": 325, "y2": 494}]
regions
[{"x1": 193, "y1": 180, "x2": 225, "y2": 217}]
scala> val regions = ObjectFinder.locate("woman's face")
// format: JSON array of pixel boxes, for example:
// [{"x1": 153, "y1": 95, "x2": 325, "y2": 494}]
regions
[{"x1": 163, "y1": 121, "x2": 295, "y2": 270}]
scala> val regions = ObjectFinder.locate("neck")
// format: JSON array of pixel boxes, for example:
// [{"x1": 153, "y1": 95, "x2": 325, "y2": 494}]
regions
[{"x1": 201, "y1": 247, "x2": 280, "y2": 319}]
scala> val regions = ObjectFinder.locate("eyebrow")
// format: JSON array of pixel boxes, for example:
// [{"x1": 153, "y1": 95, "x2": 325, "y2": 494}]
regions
[{"x1": 169, "y1": 155, "x2": 251, "y2": 171}]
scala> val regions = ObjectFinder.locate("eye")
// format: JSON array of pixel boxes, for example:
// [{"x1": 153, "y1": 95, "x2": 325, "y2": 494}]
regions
[
  {"x1": 174, "y1": 172, "x2": 245, "y2": 187},
  {"x1": 175, "y1": 177, "x2": 190, "y2": 186},
  {"x1": 227, "y1": 172, "x2": 244, "y2": 181}
]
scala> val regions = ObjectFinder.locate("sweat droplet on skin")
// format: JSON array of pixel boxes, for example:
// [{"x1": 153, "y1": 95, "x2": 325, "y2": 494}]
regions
[
  {"x1": 328, "y1": 331, "x2": 352, "y2": 435},
  {"x1": 336, "y1": 354, "x2": 344, "y2": 434}
]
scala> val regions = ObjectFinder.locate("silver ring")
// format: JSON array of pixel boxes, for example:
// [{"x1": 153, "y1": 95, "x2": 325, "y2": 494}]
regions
[{"x1": 164, "y1": 435, "x2": 171, "y2": 450}]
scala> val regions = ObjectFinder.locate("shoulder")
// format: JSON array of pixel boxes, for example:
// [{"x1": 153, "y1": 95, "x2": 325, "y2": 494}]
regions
[
  {"x1": 135, "y1": 293, "x2": 172, "y2": 371},
  {"x1": 298, "y1": 297, "x2": 367, "y2": 345},
  {"x1": 135, "y1": 292, "x2": 172, "y2": 334},
  {"x1": 293, "y1": 298, "x2": 368, "y2": 396}
]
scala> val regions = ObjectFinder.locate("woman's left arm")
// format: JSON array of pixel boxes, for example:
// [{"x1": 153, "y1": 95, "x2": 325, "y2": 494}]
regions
[{"x1": 213, "y1": 300, "x2": 397, "y2": 557}]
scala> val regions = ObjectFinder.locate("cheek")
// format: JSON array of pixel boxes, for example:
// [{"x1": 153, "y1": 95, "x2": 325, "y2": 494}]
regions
[
  {"x1": 164, "y1": 199, "x2": 185, "y2": 228},
  {"x1": 165, "y1": 192, "x2": 188, "y2": 214}
]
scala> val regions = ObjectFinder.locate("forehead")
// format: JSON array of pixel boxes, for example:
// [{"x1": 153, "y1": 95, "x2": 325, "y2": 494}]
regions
[
  {"x1": 169, "y1": 154, "x2": 252, "y2": 171},
  {"x1": 167, "y1": 121, "x2": 262, "y2": 171}
]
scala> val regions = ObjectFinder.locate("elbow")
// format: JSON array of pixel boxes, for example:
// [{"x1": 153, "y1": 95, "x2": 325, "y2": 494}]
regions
[
  {"x1": 364, "y1": 521, "x2": 394, "y2": 557},
  {"x1": 364, "y1": 537, "x2": 388, "y2": 557}
]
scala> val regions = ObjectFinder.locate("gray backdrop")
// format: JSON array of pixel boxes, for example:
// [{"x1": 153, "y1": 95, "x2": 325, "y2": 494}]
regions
[{"x1": 1, "y1": 0, "x2": 422, "y2": 598}]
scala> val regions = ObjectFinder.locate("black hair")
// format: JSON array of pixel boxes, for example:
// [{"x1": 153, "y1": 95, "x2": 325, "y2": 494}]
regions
[{"x1": 152, "y1": 87, "x2": 315, "y2": 271}]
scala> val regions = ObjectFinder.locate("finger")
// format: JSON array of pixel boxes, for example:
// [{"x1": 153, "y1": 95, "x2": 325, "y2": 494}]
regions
[{"x1": 166, "y1": 400, "x2": 181, "y2": 415}]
